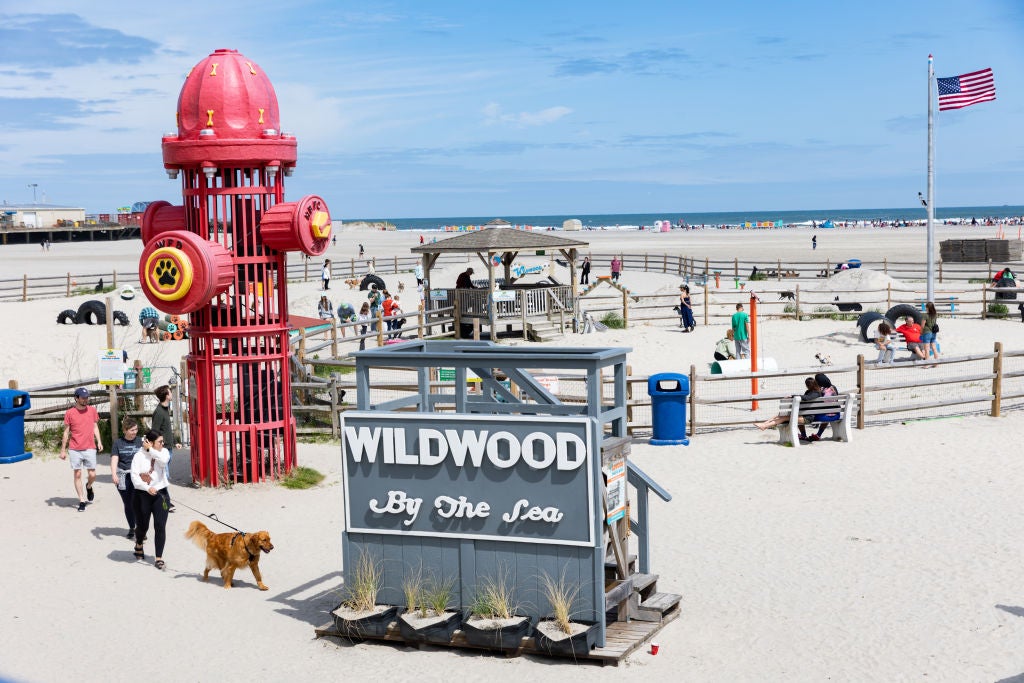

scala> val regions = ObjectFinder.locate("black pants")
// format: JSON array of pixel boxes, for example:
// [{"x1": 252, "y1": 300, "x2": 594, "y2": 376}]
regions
[
  {"x1": 581, "y1": 272, "x2": 589, "y2": 284},
  {"x1": 134, "y1": 488, "x2": 170, "y2": 557},
  {"x1": 117, "y1": 474, "x2": 136, "y2": 529},
  {"x1": 714, "y1": 352, "x2": 729, "y2": 361}
]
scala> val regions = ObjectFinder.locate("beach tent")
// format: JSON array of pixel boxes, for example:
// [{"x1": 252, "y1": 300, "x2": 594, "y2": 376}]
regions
[{"x1": 821, "y1": 220, "x2": 835, "y2": 229}]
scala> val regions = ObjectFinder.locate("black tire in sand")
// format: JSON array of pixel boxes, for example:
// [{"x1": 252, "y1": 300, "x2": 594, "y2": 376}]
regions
[
  {"x1": 885, "y1": 304, "x2": 922, "y2": 326},
  {"x1": 75, "y1": 300, "x2": 106, "y2": 325},
  {"x1": 856, "y1": 311, "x2": 887, "y2": 343}
]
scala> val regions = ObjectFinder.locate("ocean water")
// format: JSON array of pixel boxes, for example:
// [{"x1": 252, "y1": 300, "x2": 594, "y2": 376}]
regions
[{"x1": 351, "y1": 205, "x2": 1024, "y2": 231}]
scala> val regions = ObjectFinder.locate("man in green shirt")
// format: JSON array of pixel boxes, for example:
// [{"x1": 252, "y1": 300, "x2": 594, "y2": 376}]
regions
[{"x1": 731, "y1": 303, "x2": 750, "y2": 359}]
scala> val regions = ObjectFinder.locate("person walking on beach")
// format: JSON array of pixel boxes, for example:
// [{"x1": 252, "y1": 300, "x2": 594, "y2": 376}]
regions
[
  {"x1": 131, "y1": 430, "x2": 170, "y2": 570},
  {"x1": 151, "y1": 385, "x2": 180, "y2": 512},
  {"x1": 359, "y1": 243, "x2": 365, "y2": 258},
  {"x1": 356, "y1": 301, "x2": 371, "y2": 350},
  {"x1": 60, "y1": 387, "x2": 102, "y2": 512},
  {"x1": 321, "y1": 259, "x2": 331, "y2": 290},
  {"x1": 580, "y1": 256, "x2": 591, "y2": 285},
  {"x1": 610, "y1": 256, "x2": 621, "y2": 283},
  {"x1": 111, "y1": 417, "x2": 141, "y2": 537},
  {"x1": 812, "y1": 235, "x2": 817, "y2": 250},
  {"x1": 731, "y1": 303, "x2": 750, "y2": 359}
]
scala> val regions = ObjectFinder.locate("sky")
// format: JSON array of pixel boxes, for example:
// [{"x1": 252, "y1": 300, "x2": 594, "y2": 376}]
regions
[{"x1": 0, "y1": 0, "x2": 1021, "y2": 219}]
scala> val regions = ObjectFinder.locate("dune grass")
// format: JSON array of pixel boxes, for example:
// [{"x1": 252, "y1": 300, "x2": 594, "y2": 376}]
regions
[{"x1": 279, "y1": 466, "x2": 325, "y2": 489}]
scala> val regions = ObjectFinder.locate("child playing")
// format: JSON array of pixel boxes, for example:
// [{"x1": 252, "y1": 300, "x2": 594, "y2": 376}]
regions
[{"x1": 875, "y1": 321, "x2": 895, "y2": 364}]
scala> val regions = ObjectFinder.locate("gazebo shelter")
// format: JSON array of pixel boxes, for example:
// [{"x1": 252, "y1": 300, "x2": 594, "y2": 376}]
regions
[{"x1": 412, "y1": 227, "x2": 589, "y2": 341}]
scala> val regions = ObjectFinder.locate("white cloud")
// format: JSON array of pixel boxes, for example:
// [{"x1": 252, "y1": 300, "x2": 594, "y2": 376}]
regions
[{"x1": 482, "y1": 103, "x2": 572, "y2": 127}]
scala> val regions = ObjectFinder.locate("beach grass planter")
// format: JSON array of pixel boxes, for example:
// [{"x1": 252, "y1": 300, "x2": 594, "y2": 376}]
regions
[
  {"x1": 461, "y1": 615, "x2": 532, "y2": 650},
  {"x1": 398, "y1": 609, "x2": 462, "y2": 645},
  {"x1": 331, "y1": 604, "x2": 398, "y2": 639},
  {"x1": 533, "y1": 619, "x2": 599, "y2": 657}
]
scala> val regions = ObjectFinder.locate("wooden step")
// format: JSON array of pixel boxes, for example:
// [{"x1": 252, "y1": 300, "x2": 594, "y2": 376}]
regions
[
  {"x1": 629, "y1": 572, "x2": 658, "y2": 597},
  {"x1": 604, "y1": 553, "x2": 637, "y2": 573},
  {"x1": 604, "y1": 576, "x2": 634, "y2": 612},
  {"x1": 631, "y1": 591, "x2": 682, "y2": 622}
]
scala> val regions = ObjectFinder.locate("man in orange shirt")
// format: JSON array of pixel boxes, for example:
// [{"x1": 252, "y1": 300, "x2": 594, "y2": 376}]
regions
[
  {"x1": 895, "y1": 316, "x2": 928, "y2": 361},
  {"x1": 60, "y1": 387, "x2": 103, "y2": 512}
]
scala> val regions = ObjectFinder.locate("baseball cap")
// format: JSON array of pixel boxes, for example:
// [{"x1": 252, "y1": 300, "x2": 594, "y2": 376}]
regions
[{"x1": 74, "y1": 387, "x2": 90, "y2": 398}]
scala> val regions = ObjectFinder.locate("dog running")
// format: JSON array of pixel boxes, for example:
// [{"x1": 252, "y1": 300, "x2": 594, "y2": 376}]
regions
[
  {"x1": 185, "y1": 520, "x2": 274, "y2": 591},
  {"x1": 779, "y1": 291, "x2": 796, "y2": 301}
]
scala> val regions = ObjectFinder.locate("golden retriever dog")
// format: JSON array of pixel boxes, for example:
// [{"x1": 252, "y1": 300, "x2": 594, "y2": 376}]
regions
[
  {"x1": 344, "y1": 278, "x2": 361, "y2": 289},
  {"x1": 185, "y1": 520, "x2": 274, "y2": 590}
]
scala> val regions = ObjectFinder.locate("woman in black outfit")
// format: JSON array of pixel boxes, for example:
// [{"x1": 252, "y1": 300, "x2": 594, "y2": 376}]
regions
[{"x1": 110, "y1": 417, "x2": 141, "y2": 538}]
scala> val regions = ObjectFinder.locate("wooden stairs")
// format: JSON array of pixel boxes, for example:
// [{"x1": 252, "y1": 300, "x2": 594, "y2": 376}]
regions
[
  {"x1": 605, "y1": 557, "x2": 681, "y2": 623},
  {"x1": 525, "y1": 318, "x2": 566, "y2": 342}
]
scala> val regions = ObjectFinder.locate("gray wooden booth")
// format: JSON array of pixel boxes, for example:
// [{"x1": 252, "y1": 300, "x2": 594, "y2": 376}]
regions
[
  {"x1": 412, "y1": 228, "x2": 589, "y2": 341},
  {"x1": 339, "y1": 341, "x2": 675, "y2": 650}
]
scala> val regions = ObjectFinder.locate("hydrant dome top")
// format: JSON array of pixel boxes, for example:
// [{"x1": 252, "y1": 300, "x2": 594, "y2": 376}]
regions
[{"x1": 176, "y1": 48, "x2": 282, "y2": 142}]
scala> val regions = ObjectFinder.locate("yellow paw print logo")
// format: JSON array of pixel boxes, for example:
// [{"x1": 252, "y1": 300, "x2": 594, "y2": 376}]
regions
[
  {"x1": 155, "y1": 259, "x2": 178, "y2": 286},
  {"x1": 145, "y1": 246, "x2": 193, "y2": 302}
]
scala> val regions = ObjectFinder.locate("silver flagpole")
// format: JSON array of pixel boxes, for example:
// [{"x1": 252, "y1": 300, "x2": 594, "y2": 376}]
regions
[{"x1": 926, "y1": 55, "x2": 935, "y2": 301}]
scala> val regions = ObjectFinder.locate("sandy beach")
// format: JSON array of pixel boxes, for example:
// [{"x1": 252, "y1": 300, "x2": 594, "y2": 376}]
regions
[{"x1": 3, "y1": 225, "x2": 1024, "y2": 682}]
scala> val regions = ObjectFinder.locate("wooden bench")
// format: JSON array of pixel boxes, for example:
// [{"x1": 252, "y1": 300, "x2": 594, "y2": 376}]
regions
[{"x1": 775, "y1": 393, "x2": 856, "y2": 447}]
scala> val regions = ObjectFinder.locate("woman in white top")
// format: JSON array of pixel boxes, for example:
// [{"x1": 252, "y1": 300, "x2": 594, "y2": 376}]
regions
[
  {"x1": 356, "y1": 302, "x2": 371, "y2": 351},
  {"x1": 131, "y1": 430, "x2": 171, "y2": 570}
]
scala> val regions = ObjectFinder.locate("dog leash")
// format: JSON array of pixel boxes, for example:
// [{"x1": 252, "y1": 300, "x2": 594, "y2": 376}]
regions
[{"x1": 173, "y1": 499, "x2": 244, "y2": 533}]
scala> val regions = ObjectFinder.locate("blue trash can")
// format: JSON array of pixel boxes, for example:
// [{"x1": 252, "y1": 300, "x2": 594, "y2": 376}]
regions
[
  {"x1": 0, "y1": 388, "x2": 32, "y2": 463},
  {"x1": 647, "y1": 373, "x2": 689, "y2": 446}
]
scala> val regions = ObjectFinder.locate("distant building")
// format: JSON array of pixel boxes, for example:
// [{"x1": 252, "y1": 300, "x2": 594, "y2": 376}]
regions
[{"x1": 0, "y1": 203, "x2": 86, "y2": 229}]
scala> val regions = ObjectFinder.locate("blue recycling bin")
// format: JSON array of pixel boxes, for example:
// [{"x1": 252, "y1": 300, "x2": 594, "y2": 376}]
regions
[
  {"x1": 0, "y1": 388, "x2": 32, "y2": 463},
  {"x1": 647, "y1": 373, "x2": 689, "y2": 446}
]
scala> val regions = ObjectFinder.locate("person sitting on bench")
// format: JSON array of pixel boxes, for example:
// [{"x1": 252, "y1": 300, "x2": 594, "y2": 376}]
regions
[
  {"x1": 754, "y1": 377, "x2": 821, "y2": 438},
  {"x1": 895, "y1": 316, "x2": 928, "y2": 361},
  {"x1": 808, "y1": 373, "x2": 840, "y2": 442}
]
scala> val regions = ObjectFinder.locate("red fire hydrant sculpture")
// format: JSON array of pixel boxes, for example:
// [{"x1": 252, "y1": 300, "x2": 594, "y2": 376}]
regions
[{"x1": 138, "y1": 49, "x2": 332, "y2": 486}]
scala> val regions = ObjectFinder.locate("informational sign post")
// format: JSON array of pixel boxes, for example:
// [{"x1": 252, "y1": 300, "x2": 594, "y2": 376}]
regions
[{"x1": 98, "y1": 349, "x2": 126, "y2": 385}]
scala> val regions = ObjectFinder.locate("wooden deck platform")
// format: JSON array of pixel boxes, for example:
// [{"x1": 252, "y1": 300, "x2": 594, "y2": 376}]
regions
[{"x1": 314, "y1": 608, "x2": 679, "y2": 666}]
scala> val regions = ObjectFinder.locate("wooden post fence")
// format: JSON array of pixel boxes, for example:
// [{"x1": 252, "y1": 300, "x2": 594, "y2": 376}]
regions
[
  {"x1": 856, "y1": 354, "x2": 865, "y2": 429},
  {"x1": 688, "y1": 364, "x2": 696, "y2": 438},
  {"x1": 992, "y1": 341, "x2": 1003, "y2": 417},
  {"x1": 703, "y1": 288, "x2": 708, "y2": 326}
]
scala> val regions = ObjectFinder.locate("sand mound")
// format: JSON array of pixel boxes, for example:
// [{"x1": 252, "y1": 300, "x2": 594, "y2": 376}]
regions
[{"x1": 806, "y1": 268, "x2": 912, "y2": 293}]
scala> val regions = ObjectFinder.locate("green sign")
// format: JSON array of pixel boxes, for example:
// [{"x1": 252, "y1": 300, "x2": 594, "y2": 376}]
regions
[{"x1": 143, "y1": 367, "x2": 152, "y2": 384}]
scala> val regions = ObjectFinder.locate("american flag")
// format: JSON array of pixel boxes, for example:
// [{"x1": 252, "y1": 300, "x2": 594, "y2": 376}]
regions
[{"x1": 937, "y1": 68, "x2": 996, "y2": 111}]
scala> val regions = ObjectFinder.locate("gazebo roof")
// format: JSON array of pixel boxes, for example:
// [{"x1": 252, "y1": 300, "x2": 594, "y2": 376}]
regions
[{"x1": 410, "y1": 227, "x2": 588, "y2": 254}]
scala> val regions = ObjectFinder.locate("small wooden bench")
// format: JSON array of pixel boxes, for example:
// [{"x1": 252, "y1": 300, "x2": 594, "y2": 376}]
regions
[{"x1": 775, "y1": 393, "x2": 856, "y2": 447}]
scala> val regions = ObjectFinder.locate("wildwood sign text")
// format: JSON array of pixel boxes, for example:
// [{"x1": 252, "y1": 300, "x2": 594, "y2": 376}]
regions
[{"x1": 341, "y1": 413, "x2": 598, "y2": 546}]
